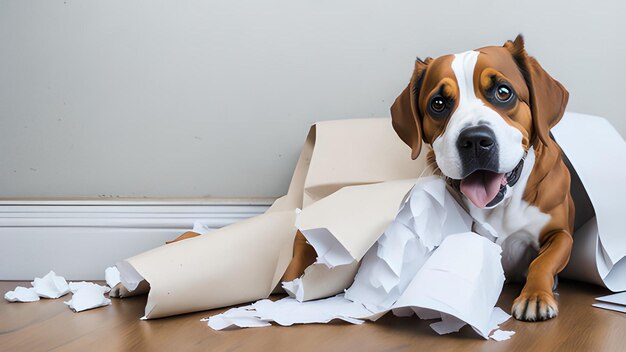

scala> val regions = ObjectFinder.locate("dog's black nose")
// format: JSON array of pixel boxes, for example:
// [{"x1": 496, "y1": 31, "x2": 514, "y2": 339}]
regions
[
  {"x1": 457, "y1": 125, "x2": 499, "y2": 177},
  {"x1": 457, "y1": 125, "x2": 496, "y2": 152}
]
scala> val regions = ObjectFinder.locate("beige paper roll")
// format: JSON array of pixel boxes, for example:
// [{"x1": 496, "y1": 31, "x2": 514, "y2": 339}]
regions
[{"x1": 118, "y1": 118, "x2": 427, "y2": 319}]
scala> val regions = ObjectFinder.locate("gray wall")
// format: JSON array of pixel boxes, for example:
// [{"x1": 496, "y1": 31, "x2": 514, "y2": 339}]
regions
[{"x1": 1, "y1": 0, "x2": 624, "y2": 198}]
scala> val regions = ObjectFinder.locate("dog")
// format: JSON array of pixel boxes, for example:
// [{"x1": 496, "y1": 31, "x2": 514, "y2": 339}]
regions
[{"x1": 390, "y1": 35, "x2": 574, "y2": 321}]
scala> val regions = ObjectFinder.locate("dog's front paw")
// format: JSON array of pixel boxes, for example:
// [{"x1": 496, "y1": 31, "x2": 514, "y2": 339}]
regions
[{"x1": 512, "y1": 290, "x2": 558, "y2": 321}]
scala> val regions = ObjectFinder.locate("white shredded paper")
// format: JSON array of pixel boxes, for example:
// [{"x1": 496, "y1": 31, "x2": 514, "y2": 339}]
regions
[
  {"x1": 4, "y1": 286, "x2": 40, "y2": 303},
  {"x1": 203, "y1": 295, "x2": 370, "y2": 330},
  {"x1": 31, "y1": 271, "x2": 70, "y2": 299},
  {"x1": 4, "y1": 270, "x2": 113, "y2": 313}
]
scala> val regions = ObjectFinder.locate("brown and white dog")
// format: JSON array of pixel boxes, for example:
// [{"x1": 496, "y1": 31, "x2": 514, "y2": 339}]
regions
[{"x1": 391, "y1": 35, "x2": 574, "y2": 321}]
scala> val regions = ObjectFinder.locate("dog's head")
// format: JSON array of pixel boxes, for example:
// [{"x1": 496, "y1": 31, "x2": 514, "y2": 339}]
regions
[{"x1": 391, "y1": 35, "x2": 568, "y2": 209}]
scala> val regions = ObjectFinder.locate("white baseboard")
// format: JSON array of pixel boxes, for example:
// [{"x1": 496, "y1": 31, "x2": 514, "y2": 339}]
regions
[{"x1": 0, "y1": 199, "x2": 271, "y2": 280}]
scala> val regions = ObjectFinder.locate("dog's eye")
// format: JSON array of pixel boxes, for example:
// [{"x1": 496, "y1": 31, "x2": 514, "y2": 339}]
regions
[
  {"x1": 430, "y1": 96, "x2": 446, "y2": 113},
  {"x1": 495, "y1": 84, "x2": 513, "y2": 102}
]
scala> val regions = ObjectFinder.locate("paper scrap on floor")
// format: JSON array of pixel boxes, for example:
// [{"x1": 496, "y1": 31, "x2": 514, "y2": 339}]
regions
[
  {"x1": 31, "y1": 270, "x2": 70, "y2": 299},
  {"x1": 489, "y1": 329, "x2": 516, "y2": 341},
  {"x1": 4, "y1": 286, "x2": 40, "y2": 303},
  {"x1": 4, "y1": 271, "x2": 70, "y2": 302},
  {"x1": 4, "y1": 269, "x2": 117, "y2": 312},
  {"x1": 593, "y1": 291, "x2": 626, "y2": 313},
  {"x1": 206, "y1": 177, "x2": 512, "y2": 339},
  {"x1": 65, "y1": 282, "x2": 112, "y2": 312}
]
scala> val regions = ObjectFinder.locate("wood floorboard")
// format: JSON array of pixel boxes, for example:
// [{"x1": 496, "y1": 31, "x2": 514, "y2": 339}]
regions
[{"x1": 1, "y1": 280, "x2": 624, "y2": 352}]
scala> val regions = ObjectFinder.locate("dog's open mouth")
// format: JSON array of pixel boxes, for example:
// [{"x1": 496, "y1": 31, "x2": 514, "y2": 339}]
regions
[{"x1": 452, "y1": 157, "x2": 525, "y2": 209}]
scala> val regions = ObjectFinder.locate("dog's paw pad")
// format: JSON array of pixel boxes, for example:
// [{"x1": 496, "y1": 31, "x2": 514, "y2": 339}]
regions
[{"x1": 512, "y1": 291, "x2": 558, "y2": 322}]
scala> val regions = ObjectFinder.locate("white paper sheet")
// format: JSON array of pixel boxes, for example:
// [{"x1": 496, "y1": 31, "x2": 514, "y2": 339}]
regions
[
  {"x1": 202, "y1": 307, "x2": 272, "y2": 330},
  {"x1": 429, "y1": 313, "x2": 467, "y2": 335},
  {"x1": 596, "y1": 292, "x2": 626, "y2": 305},
  {"x1": 64, "y1": 284, "x2": 112, "y2": 312},
  {"x1": 31, "y1": 270, "x2": 70, "y2": 299},
  {"x1": 592, "y1": 302, "x2": 626, "y2": 314},
  {"x1": 207, "y1": 233, "x2": 508, "y2": 338},
  {"x1": 4, "y1": 286, "x2": 40, "y2": 303},
  {"x1": 593, "y1": 291, "x2": 626, "y2": 314},
  {"x1": 390, "y1": 233, "x2": 506, "y2": 338}
]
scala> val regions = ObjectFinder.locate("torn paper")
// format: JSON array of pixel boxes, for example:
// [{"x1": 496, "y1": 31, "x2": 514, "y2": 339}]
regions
[
  {"x1": 390, "y1": 233, "x2": 506, "y2": 338},
  {"x1": 344, "y1": 176, "x2": 473, "y2": 311},
  {"x1": 4, "y1": 286, "x2": 40, "y2": 303},
  {"x1": 64, "y1": 284, "x2": 112, "y2": 312},
  {"x1": 490, "y1": 329, "x2": 515, "y2": 341},
  {"x1": 206, "y1": 295, "x2": 371, "y2": 330},
  {"x1": 208, "y1": 233, "x2": 508, "y2": 338},
  {"x1": 208, "y1": 178, "x2": 509, "y2": 339},
  {"x1": 105, "y1": 266, "x2": 121, "y2": 288},
  {"x1": 31, "y1": 271, "x2": 70, "y2": 299}
]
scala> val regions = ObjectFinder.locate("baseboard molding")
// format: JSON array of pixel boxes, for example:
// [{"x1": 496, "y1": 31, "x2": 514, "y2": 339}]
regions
[{"x1": 0, "y1": 200, "x2": 271, "y2": 280}]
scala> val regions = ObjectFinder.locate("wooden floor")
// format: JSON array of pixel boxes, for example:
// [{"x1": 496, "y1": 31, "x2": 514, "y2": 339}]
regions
[{"x1": 0, "y1": 280, "x2": 624, "y2": 352}]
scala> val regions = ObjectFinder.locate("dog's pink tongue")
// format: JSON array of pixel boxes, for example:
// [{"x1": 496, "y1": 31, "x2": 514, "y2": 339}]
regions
[{"x1": 460, "y1": 171, "x2": 506, "y2": 208}]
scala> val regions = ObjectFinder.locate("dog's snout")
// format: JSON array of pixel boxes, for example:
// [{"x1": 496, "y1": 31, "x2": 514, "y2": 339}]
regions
[
  {"x1": 457, "y1": 125, "x2": 496, "y2": 152},
  {"x1": 457, "y1": 125, "x2": 499, "y2": 177}
]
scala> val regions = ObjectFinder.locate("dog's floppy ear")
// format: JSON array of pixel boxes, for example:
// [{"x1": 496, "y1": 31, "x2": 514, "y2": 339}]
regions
[
  {"x1": 504, "y1": 34, "x2": 569, "y2": 146},
  {"x1": 391, "y1": 58, "x2": 429, "y2": 159}
]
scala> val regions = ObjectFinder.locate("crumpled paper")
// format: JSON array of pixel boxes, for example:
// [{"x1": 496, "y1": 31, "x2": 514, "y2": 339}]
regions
[
  {"x1": 4, "y1": 270, "x2": 70, "y2": 302},
  {"x1": 4, "y1": 286, "x2": 40, "y2": 303},
  {"x1": 207, "y1": 177, "x2": 511, "y2": 339},
  {"x1": 65, "y1": 282, "x2": 112, "y2": 312},
  {"x1": 4, "y1": 270, "x2": 115, "y2": 313},
  {"x1": 31, "y1": 270, "x2": 70, "y2": 299},
  {"x1": 344, "y1": 176, "x2": 473, "y2": 310}
]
